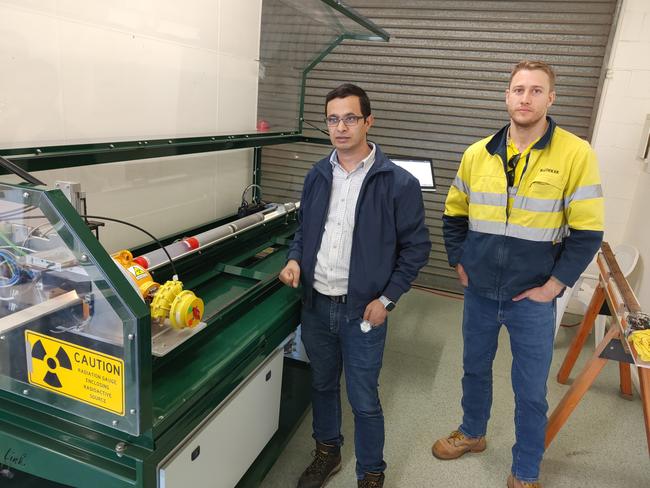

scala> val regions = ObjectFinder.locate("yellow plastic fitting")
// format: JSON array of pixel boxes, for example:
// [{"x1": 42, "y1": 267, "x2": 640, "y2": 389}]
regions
[
  {"x1": 112, "y1": 249, "x2": 159, "y2": 299},
  {"x1": 150, "y1": 280, "x2": 184, "y2": 322},
  {"x1": 150, "y1": 280, "x2": 204, "y2": 329},
  {"x1": 170, "y1": 290, "x2": 204, "y2": 329}
]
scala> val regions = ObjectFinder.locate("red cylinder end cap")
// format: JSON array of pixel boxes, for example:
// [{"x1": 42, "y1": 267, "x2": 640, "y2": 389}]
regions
[
  {"x1": 133, "y1": 256, "x2": 149, "y2": 269},
  {"x1": 184, "y1": 237, "x2": 200, "y2": 250}
]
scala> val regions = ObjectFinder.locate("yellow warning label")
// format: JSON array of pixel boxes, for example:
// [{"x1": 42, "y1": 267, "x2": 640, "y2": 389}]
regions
[
  {"x1": 128, "y1": 265, "x2": 147, "y2": 280},
  {"x1": 25, "y1": 331, "x2": 125, "y2": 416}
]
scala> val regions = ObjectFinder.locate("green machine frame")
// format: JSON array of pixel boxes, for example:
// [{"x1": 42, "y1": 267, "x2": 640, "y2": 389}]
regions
[{"x1": 0, "y1": 1, "x2": 388, "y2": 487}]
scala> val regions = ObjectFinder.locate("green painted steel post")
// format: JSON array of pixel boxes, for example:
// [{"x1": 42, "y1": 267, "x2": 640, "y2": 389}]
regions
[{"x1": 253, "y1": 147, "x2": 262, "y2": 203}]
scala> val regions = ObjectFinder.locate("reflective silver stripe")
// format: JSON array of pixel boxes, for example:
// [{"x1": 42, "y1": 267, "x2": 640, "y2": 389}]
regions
[
  {"x1": 505, "y1": 223, "x2": 568, "y2": 242},
  {"x1": 513, "y1": 195, "x2": 563, "y2": 213},
  {"x1": 468, "y1": 219, "x2": 506, "y2": 235},
  {"x1": 565, "y1": 184, "x2": 603, "y2": 206},
  {"x1": 452, "y1": 175, "x2": 470, "y2": 195},
  {"x1": 469, "y1": 191, "x2": 507, "y2": 207},
  {"x1": 469, "y1": 218, "x2": 568, "y2": 241}
]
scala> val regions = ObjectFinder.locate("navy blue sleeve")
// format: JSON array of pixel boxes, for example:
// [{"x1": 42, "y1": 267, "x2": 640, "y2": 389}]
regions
[
  {"x1": 551, "y1": 229, "x2": 603, "y2": 287},
  {"x1": 442, "y1": 214, "x2": 468, "y2": 267},
  {"x1": 286, "y1": 172, "x2": 313, "y2": 264},
  {"x1": 382, "y1": 176, "x2": 431, "y2": 303}
]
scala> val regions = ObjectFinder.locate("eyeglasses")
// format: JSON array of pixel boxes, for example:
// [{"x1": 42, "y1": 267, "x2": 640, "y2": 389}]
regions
[
  {"x1": 325, "y1": 115, "x2": 366, "y2": 127},
  {"x1": 506, "y1": 153, "x2": 521, "y2": 187}
]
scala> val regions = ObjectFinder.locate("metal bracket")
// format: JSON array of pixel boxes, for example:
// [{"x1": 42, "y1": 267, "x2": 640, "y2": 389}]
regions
[{"x1": 599, "y1": 338, "x2": 635, "y2": 364}]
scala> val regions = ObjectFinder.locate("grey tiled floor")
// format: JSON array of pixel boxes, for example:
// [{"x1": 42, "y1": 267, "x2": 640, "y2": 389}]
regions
[{"x1": 261, "y1": 289, "x2": 648, "y2": 488}]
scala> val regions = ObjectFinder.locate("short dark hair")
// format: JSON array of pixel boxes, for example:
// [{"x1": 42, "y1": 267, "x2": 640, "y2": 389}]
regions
[
  {"x1": 324, "y1": 83, "x2": 371, "y2": 118},
  {"x1": 509, "y1": 60, "x2": 556, "y2": 91}
]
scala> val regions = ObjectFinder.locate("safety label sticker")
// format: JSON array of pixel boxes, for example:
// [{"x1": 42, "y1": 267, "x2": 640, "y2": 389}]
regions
[
  {"x1": 25, "y1": 331, "x2": 125, "y2": 415},
  {"x1": 128, "y1": 265, "x2": 147, "y2": 280}
]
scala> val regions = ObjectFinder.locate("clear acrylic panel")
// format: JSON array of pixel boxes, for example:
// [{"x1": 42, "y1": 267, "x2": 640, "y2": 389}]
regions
[{"x1": 0, "y1": 184, "x2": 140, "y2": 434}]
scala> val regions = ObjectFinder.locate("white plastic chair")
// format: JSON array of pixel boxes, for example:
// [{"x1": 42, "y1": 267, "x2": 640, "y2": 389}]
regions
[{"x1": 554, "y1": 244, "x2": 640, "y2": 343}]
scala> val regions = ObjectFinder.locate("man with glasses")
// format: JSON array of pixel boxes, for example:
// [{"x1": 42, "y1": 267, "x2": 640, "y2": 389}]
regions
[
  {"x1": 434, "y1": 60, "x2": 604, "y2": 487},
  {"x1": 279, "y1": 83, "x2": 430, "y2": 488}
]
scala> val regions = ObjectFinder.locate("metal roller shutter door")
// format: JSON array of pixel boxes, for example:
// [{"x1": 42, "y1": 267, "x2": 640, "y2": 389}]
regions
[{"x1": 261, "y1": 0, "x2": 619, "y2": 291}]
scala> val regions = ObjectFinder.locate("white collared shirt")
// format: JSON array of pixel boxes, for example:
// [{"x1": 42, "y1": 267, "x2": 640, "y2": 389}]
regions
[{"x1": 313, "y1": 143, "x2": 376, "y2": 296}]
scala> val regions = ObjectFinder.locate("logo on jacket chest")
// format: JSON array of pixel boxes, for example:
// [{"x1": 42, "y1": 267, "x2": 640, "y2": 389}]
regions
[{"x1": 539, "y1": 168, "x2": 560, "y2": 175}]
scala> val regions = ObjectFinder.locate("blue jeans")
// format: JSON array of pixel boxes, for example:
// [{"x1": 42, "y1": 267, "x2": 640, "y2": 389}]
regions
[
  {"x1": 459, "y1": 287, "x2": 555, "y2": 482},
  {"x1": 300, "y1": 291, "x2": 388, "y2": 479}
]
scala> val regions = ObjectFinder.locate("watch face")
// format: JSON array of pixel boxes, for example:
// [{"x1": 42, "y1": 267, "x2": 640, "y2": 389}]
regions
[{"x1": 385, "y1": 301, "x2": 395, "y2": 311}]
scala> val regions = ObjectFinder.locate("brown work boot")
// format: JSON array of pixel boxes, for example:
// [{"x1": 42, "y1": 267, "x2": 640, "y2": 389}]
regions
[
  {"x1": 358, "y1": 472, "x2": 385, "y2": 488},
  {"x1": 296, "y1": 441, "x2": 341, "y2": 488},
  {"x1": 507, "y1": 474, "x2": 542, "y2": 488},
  {"x1": 431, "y1": 430, "x2": 486, "y2": 460}
]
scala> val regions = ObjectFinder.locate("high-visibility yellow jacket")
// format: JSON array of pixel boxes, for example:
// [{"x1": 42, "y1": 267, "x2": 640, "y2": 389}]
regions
[{"x1": 443, "y1": 117, "x2": 604, "y2": 300}]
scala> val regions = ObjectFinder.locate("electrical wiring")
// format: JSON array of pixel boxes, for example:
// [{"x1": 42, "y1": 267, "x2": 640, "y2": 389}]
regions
[
  {"x1": 0, "y1": 246, "x2": 38, "y2": 301},
  {"x1": 21, "y1": 221, "x2": 56, "y2": 247},
  {"x1": 240, "y1": 184, "x2": 263, "y2": 206},
  {"x1": 238, "y1": 183, "x2": 267, "y2": 217},
  {"x1": 0, "y1": 250, "x2": 20, "y2": 287},
  {"x1": 2, "y1": 215, "x2": 53, "y2": 221},
  {"x1": 80, "y1": 215, "x2": 178, "y2": 279},
  {"x1": 0, "y1": 230, "x2": 28, "y2": 256},
  {"x1": 50, "y1": 317, "x2": 92, "y2": 334},
  {"x1": 0, "y1": 245, "x2": 35, "y2": 254},
  {"x1": 0, "y1": 204, "x2": 36, "y2": 220}
]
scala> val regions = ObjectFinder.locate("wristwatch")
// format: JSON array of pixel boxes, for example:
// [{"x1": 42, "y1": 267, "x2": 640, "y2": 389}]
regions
[{"x1": 379, "y1": 295, "x2": 395, "y2": 312}]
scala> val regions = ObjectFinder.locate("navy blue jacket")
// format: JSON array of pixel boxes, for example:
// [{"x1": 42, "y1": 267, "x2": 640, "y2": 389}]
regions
[{"x1": 287, "y1": 144, "x2": 431, "y2": 317}]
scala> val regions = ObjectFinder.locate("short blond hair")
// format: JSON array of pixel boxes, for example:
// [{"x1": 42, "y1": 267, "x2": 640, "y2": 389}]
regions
[{"x1": 509, "y1": 60, "x2": 556, "y2": 91}]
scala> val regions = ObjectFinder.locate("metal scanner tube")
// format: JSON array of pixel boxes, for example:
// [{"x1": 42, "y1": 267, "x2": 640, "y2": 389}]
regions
[
  {"x1": 140, "y1": 203, "x2": 297, "y2": 271},
  {"x1": 194, "y1": 225, "x2": 234, "y2": 247},
  {"x1": 138, "y1": 241, "x2": 194, "y2": 270}
]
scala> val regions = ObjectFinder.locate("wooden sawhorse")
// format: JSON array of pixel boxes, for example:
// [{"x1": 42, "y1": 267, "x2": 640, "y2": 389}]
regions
[{"x1": 545, "y1": 242, "x2": 650, "y2": 456}]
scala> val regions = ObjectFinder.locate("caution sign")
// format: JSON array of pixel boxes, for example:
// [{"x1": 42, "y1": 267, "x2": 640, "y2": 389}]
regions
[{"x1": 25, "y1": 331, "x2": 125, "y2": 415}]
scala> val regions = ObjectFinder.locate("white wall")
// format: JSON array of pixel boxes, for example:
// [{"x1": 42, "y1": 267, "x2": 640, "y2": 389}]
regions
[
  {"x1": 591, "y1": 0, "x2": 650, "y2": 307},
  {"x1": 0, "y1": 0, "x2": 262, "y2": 253},
  {"x1": 2, "y1": 149, "x2": 253, "y2": 253},
  {"x1": 625, "y1": 171, "x2": 650, "y2": 306},
  {"x1": 0, "y1": 0, "x2": 263, "y2": 145}
]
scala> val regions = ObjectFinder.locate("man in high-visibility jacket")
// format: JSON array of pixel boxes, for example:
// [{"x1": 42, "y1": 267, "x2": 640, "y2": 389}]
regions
[{"x1": 432, "y1": 60, "x2": 604, "y2": 488}]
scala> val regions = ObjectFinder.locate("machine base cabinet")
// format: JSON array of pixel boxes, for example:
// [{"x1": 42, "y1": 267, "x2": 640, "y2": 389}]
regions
[{"x1": 158, "y1": 348, "x2": 284, "y2": 488}]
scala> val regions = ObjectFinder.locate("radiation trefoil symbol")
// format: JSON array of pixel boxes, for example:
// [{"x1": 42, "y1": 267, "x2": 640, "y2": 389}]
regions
[{"x1": 30, "y1": 339, "x2": 72, "y2": 388}]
